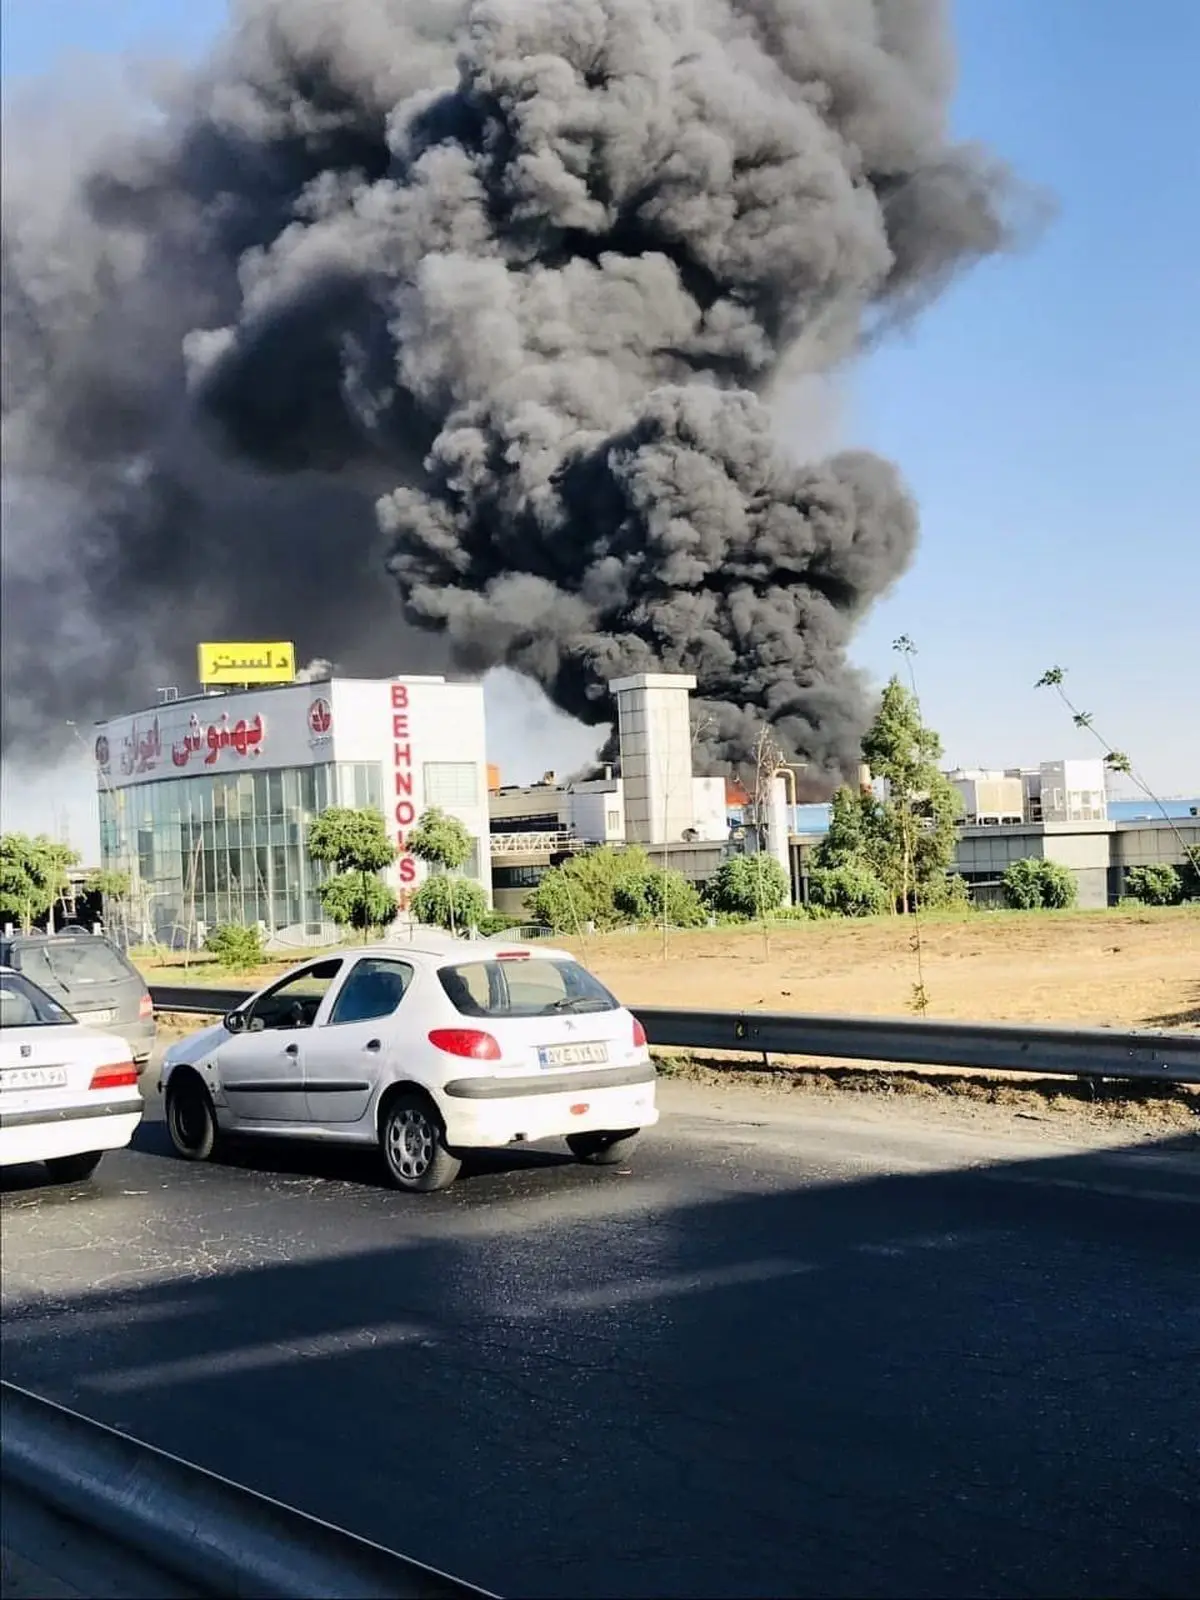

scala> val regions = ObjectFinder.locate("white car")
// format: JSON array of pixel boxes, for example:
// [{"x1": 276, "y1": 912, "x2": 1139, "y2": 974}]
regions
[
  {"x1": 0, "y1": 966, "x2": 144, "y2": 1181},
  {"x1": 160, "y1": 939, "x2": 658, "y2": 1192}
]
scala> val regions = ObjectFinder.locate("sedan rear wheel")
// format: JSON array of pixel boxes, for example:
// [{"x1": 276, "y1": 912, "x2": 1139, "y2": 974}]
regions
[
  {"x1": 380, "y1": 1092, "x2": 461, "y2": 1193},
  {"x1": 567, "y1": 1129, "x2": 640, "y2": 1166}
]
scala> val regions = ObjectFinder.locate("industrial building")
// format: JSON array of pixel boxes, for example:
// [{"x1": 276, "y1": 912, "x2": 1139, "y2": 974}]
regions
[{"x1": 94, "y1": 675, "x2": 491, "y2": 945}]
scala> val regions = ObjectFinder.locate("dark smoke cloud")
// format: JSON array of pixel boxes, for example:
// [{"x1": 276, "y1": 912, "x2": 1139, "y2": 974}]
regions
[{"x1": 2, "y1": 0, "x2": 1033, "y2": 783}]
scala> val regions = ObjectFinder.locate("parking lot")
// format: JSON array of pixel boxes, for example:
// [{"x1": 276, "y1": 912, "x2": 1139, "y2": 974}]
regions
[{"x1": 2, "y1": 1069, "x2": 1198, "y2": 1599}]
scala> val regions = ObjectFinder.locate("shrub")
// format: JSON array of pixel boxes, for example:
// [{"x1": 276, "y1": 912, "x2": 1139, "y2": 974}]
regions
[
  {"x1": 1124, "y1": 864, "x2": 1183, "y2": 907},
  {"x1": 411, "y1": 874, "x2": 488, "y2": 932},
  {"x1": 612, "y1": 869, "x2": 707, "y2": 928},
  {"x1": 707, "y1": 854, "x2": 790, "y2": 918},
  {"x1": 526, "y1": 846, "x2": 654, "y2": 932},
  {"x1": 204, "y1": 923, "x2": 265, "y2": 970},
  {"x1": 808, "y1": 863, "x2": 889, "y2": 917},
  {"x1": 1001, "y1": 858, "x2": 1078, "y2": 911},
  {"x1": 476, "y1": 910, "x2": 525, "y2": 937},
  {"x1": 319, "y1": 871, "x2": 398, "y2": 938}
]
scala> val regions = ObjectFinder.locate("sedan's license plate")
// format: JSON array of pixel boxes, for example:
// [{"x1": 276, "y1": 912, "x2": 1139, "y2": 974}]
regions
[
  {"x1": 78, "y1": 1009, "x2": 116, "y2": 1025},
  {"x1": 2, "y1": 1067, "x2": 68, "y2": 1091},
  {"x1": 537, "y1": 1041, "x2": 609, "y2": 1069}
]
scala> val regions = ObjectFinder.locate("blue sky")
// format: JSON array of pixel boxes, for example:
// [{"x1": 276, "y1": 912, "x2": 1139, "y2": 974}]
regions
[{"x1": 2, "y1": 0, "x2": 1197, "y2": 854}]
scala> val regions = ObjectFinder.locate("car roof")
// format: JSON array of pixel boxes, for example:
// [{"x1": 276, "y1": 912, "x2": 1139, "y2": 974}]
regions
[{"x1": 340, "y1": 937, "x2": 576, "y2": 966}]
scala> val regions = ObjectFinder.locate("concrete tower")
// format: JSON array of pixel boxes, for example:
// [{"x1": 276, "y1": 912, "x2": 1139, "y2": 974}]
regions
[{"x1": 608, "y1": 672, "x2": 697, "y2": 845}]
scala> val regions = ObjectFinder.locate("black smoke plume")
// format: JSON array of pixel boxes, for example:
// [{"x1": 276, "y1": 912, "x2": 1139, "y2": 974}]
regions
[{"x1": 2, "y1": 1, "x2": 1032, "y2": 783}]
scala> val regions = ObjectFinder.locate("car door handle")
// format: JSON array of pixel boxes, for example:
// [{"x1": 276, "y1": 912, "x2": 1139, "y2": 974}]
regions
[
  {"x1": 284, "y1": 1043, "x2": 299, "y2": 1057},
  {"x1": 364, "y1": 1039, "x2": 382, "y2": 1053}
]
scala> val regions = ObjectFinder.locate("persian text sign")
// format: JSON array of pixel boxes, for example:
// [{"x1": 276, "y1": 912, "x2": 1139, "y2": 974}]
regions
[{"x1": 198, "y1": 642, "x2": 295, "y2": 685}]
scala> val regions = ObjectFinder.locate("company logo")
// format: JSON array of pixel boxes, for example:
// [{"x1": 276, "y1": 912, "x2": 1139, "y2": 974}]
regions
[
  {"x1": 94, "y1": 735, "x2": 110, "y2": 768},
  {"x1": 307, "y1": 698, "x2": 332, "y2": 737}
]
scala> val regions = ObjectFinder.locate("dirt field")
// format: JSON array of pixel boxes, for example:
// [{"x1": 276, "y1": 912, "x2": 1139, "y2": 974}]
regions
[
  {"x1": 556, "y1": 907, "x2": 1200, "y2": 1030},
  {"x1": 141, "y1": 906, "x2": 1200, "y2": 1031}
]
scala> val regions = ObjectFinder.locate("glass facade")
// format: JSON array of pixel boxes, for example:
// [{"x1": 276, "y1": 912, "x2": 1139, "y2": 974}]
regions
[{"x1": 99, "y1": 763, "x2": 384, "y2": 944}]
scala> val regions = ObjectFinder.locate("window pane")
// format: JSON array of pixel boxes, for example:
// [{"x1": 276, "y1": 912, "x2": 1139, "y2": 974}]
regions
[
  {"x1": 327, "y1": 959, "x2": 413, "y2": 1025},
  {"x1": 423, "y1": 762, "x2": 478, "y2": 808}
]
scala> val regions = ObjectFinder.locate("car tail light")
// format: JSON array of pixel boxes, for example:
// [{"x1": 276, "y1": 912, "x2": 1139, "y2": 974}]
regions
[
  {"x1": 632, "y1": 1016, "x2": 647, "y2": 1049},
  {"x1": 90, "y1": 1062, "x2": 138, "y2": 1090},
  {"x1": 428, "y1": 1028, "x2": 502, "y2": 1061},
  {"x1": 138, "y1": 993, "x2": 154, "y2": 1019}
]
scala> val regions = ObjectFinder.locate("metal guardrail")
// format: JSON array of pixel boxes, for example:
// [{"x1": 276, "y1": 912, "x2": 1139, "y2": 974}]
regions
[
  {"x1": 150, "y1": 987, "x2": 1200, "y2": 1084},
  {"x1": 1, "y1": 1381, "x2": 494, "y2": 1600}
]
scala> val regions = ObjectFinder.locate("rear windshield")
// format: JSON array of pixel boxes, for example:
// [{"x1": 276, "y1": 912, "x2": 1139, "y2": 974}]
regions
[
  {"x1": 438, "y1": 957, "x2": 618, "y2": 1019},
  {"x1": 12, "y1": 939, "x2": 134, "y2": 992},
  {"x1": 0, "y1": 971, "x2": 75, "y2": 1028}
]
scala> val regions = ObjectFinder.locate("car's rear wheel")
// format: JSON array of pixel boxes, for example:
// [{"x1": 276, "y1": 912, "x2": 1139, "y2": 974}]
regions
[
  {"x1": 567, "y1": 1129, "x2": 640, "y2": 1166},
  {"x1": 380, "y1": 1091, "x2": 461, "y2": 1193},
  {"x1": 44, "y1": 1151, "x2": 103, "y2": 1183},
  {"x1": 166, "y1": 1074, "x2": 220, "y2": 1162}
]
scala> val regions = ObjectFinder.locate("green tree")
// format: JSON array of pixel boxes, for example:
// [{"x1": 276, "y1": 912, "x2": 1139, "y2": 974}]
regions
[
  {"x1": 1002, "y1": 857, "x2": 1078, "y2": 911},
  {"x1": 613, "y1": 869, "x2": 707, "y2": 928},
  {"x1": 708, "y1": 854, "x2": 789, "y2": 918},
  {"x1": 0, "y1": 833, "x2": 80, "y2": 932},
  {"x1": 1124, "y1": 864, "x2": 1183, "y2": 907},
  {"x1": 306, "y1": 808, "x2": 396, "y2": 874},
  {"x1": 812, "y1": 681, "x2": 961, "y2": 915},
  {"x1": 407, "y1": 807, "x2": 476, "y2": 934},
  {"x1": 411, "y1": 874, "x2": 488, "y2": 932},
  {"x1": 527, "y1": 845, "x2": 653, "y2": 933},
  {"x1": 318, "y1": 872, "x2": 399, "y2": 938},
  {"x1": 407, "y1": 808, "x2": 473, "y2": 873},
  {"x1": 306, "y1": 808, "x2": 397, "y2": 941}
]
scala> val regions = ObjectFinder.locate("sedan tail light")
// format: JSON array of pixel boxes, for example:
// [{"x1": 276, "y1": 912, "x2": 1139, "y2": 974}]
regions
[
  {"x1": 632, "y1": 1016, "x2": 648, "y2": 1049},
  {"x1": 90, "y1": 1062, "x2": 138, "y2": 1090},
  {"x1": 428, "y1": 1028, "x2": 502, "y2": 1061},
  {"x1": 138, "y1": 993, "x2": 154, "y2": 1020}
]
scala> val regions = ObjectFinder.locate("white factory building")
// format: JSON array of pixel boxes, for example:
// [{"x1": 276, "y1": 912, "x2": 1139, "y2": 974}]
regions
[{"x1": 94, "y1": 675, "x2": 491, "y2": 945}]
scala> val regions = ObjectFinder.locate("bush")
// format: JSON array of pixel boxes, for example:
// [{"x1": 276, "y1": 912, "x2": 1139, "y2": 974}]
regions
[
  {"x1": 526, "y1": 846, "x2": 654, "y2": 932},
  {"x1": 707, "y1": 854, "x2": 790, "y2": 918},
  {"x1": 1001, "y1": 858, "x2": 1078, "y2": 911},
  {"x1": 204, "y1": 923, "x2": 265, "y2": 970},
  {"x1": 1124, "y1": 864, "x2": 1183, "y2": 907},
  {"x1": 476, "y1": 910, "x2": 525, "y2": 937},
  {"x1": 612, "y1": 869, "x2": 707, "y2": 928},
  {"x1": 411, "y1": 874, "x2": 488, "y2": 932},
  {"x1": 808, "y1": 863, "x2": 889, "y2": 917},
  {"x1": 318, "y1": 871, "x2": 398, "y2": 938}
]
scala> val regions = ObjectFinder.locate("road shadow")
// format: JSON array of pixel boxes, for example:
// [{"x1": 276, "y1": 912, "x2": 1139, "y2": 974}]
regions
[
  {"x1": 2, "y1": 1128, "x2": 1198, "y2": 1600},
  {"x1": 1144, "y1": 983, "x2": 1200, "y2": 1029}
]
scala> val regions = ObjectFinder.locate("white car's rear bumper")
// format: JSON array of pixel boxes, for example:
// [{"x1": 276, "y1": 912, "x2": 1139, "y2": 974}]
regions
[
  {"x1": 437, "y1": 1062, "x2": 658, "y2": 1148},
  {"x1": 0, "y1": 1100, "x2": 143, "y2": 1167}
]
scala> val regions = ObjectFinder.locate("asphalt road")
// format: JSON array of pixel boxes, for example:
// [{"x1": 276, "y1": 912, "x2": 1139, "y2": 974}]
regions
[{"x1": 2, "y1": 1073, "x2": 1198, "y2": 1600}]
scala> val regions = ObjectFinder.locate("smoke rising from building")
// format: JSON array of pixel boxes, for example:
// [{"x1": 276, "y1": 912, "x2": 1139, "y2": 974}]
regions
[{"x1": 1, "y1": 0, "x2": 1032, "y2": 783}]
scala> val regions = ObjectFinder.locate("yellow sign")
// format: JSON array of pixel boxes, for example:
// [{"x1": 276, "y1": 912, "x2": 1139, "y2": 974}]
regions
[{"x1": 197, "y1": 642, "x2": 296, "y2": 686}]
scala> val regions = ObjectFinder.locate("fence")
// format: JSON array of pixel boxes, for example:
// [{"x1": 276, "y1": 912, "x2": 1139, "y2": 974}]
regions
[{"x1": 149, "y1": 988, "x2": 1200, "y2": 1085}]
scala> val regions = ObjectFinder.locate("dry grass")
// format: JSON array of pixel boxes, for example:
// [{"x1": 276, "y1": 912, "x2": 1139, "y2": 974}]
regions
[{"x1": 553, "y1": 905, "x2": 1200, "y2": 1031}]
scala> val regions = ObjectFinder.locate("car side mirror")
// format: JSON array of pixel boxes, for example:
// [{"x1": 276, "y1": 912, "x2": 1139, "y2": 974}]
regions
[{"x1": 224, "y1": 1009, "x2": 246, "y2": 1034}]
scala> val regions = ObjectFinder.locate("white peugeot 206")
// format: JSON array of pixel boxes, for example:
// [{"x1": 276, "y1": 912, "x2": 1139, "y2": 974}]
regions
[
  {"x1": 0, "y1": 966, "x2": 144, "y2": 1182},
  {"x1": 160, "y1": 939, "x2": 657, "y2": 1192}
]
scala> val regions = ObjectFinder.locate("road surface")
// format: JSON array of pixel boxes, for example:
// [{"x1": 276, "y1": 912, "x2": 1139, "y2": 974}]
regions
[{"x1": 2, "y1": 1072, "x2": 1197, "y2": 1599}]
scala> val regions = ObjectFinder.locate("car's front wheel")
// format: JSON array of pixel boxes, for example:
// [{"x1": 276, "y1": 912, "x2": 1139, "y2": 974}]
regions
[
  {"x1": 44, "y1": 1151, "x2": 103, "y2": 1183},
  {"x1": 566, "y1": 1129, "x2": 640, "y2": 1166},
  {"x1": 165, "y1": 1073, "x2": 220, "y2": 1161},
  {"x1": 380, "y1": 1091, "x2": 461, "y2": 1193}
]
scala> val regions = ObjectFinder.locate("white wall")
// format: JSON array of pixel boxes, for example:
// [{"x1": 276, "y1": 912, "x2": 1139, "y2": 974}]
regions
[
  {"x1": 610, "y1": 673, "x2": 697, "y2": 845},
  {"x1": 569, "y1": 778, "x2": 625, "y2": 843},
  {"x1": 690, "y1": 777, "x2": 728, "y2": 842}
]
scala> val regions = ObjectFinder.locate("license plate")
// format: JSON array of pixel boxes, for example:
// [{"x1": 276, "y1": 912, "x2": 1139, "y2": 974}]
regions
[
  {"x1": 1, "y1": 1067, "x2": 68, "y2": 1091},
  {"x1": 78, "y1": 1009, "x2": 116, "y2": 1025},
  {"x1": 537, "y1": 1041, "x2": 609, "y2": 1069}
]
